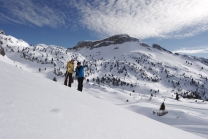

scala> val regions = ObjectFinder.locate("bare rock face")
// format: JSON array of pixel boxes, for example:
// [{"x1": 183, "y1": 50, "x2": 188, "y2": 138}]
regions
[
  {"x1": 0, "y1": 45, "x2": 5, "y2": 56},
  {"x1": 0, "y1": 30, "x2": 6, "y2": 56},
  {"x1": 152, "y1": 44, "x2": 172, "y2": 54},
  {"x1": 140, "y1": 43, "x2": 150, "y2": 47},
  {"x1": 69, "y1": 34, "x2": 140, "y2": 50}
]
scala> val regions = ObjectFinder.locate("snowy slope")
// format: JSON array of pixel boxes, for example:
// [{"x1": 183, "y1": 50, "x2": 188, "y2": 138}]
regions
[
  {"x1": 1, "y1": 33, "x2": 208, "y2": 138},
  {"x1": 0, "y1": 58, "x2": 204, "y2": 139}
]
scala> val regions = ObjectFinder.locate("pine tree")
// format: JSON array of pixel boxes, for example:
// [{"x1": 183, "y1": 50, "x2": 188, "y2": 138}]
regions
[
  {"x1": 176, "y1": 93, "x2": 179, "y2": 100},
  {"x1": 160, "y1": 102, "x2": 165, "y2": 111}
]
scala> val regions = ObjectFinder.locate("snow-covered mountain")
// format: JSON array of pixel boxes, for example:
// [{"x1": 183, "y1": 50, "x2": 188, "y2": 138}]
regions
[
  {"x1": 0, "y1": 56, "x2": 203, "y2": 139},
  {"x1": 1, "y1": 32, "x2": 208, "y2": 138},
  {"x1": 1, "y1": 33, "x2": 207, "y2": 100}
]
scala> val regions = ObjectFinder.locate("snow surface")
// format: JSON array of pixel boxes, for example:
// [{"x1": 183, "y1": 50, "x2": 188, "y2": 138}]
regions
[
  {"x1": 0, "y1": 58, "x2": 203, "y2": 139},
  {"x1": 1, "y1": 33, "x2": 208, "y2": 138},
  {"x1": 0, "y1": 55, "x2": 14, "y2": 65}
]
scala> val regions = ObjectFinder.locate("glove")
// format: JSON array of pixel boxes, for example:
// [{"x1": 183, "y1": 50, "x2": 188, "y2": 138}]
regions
[{"x1": 64, "y1": 71, "x2": 68, "y2": 77}]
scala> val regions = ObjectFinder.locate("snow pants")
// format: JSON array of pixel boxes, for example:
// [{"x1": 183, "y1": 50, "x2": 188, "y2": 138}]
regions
[
  {"x1": 64, "y1": 72, "x2": 73, "y2": 87},
  {"x1": 77, "y1": 77, "x2": 84, "y2": 92}
]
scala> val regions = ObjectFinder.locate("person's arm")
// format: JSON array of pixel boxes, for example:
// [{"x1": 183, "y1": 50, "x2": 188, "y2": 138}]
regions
[
  {"x1": 66, "y1": 63, "x2": 69, "y2": 71},
  {"x1": 75, "y1": 68, "x2": 78, "y2": 77},
  {"x1": 84, "y1": 65, "x2": 88, "y2": 68}
]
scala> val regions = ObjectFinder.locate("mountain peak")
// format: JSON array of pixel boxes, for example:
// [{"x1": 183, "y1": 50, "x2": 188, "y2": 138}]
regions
[{"x1": 69, "y1": 34, "x2": 140, "y2": 50}]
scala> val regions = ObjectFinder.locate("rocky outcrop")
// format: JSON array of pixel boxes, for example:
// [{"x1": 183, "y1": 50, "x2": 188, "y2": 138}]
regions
[
  {"x1": 152, "y1": 44, "x2": 172, "y2": 54},
  {"x1": 69, "y1": 34, "x2": 140, "y2": 50},
  {"x1": 0, "y1": 45, "x2": 5, "y2": 56},
  {"x1": 140, "y1": 43, "x2": 150, "y2": 47},
  {"x1": 0, "y1": 30, "x2": 5, "y2": 35},
  {"x1": 0, "y1": 30, "x2": 6, "y2": 56}
]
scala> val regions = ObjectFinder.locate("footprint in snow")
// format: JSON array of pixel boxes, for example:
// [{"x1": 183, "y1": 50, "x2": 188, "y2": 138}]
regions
[{"x1": 50, "y1": 108, "x2": 60, "y2": 113}]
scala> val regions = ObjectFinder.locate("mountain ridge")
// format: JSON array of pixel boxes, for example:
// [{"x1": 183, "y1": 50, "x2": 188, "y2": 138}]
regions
[{"x1": 69, "y1": 34, "x2": 140, "y2": 50}]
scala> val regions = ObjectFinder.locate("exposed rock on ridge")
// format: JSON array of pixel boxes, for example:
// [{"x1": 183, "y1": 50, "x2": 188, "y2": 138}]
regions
[
  {"x1": 152, "y1": 44, "x2": 172, "y2": 54},
  {"x1": 69, "y1": 34, "x2": 140, "y2": 50}
]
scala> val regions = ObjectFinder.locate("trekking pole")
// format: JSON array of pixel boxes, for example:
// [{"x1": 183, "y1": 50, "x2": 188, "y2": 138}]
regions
[
  {"x1": 74, "y1": 78, "x2": 76, "y2": 89},
  {"x1": 73, "y1": 72, "x2": 76, "y2": 89},
  {"x1": 84, "y1": 79, "x2": 86, "y2": 89},
  {"x1": 83, "y1": 79, "x2": 85, "y2": 92},
  {"x1": 84, "y1": 78, "x2": 87, "y2": 91},
  {"x1": 76, "y1": 78, "x2": 77, "y2": 90},
  {"x1": 74, "y1": 77, "x2": 77, "y2": 90},
  {"x1": 64, "y1": 71, "x2": 67, "y2": 86}
]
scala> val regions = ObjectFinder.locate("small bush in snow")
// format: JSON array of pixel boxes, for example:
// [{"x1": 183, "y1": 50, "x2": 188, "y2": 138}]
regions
[{"x1": 53, "y1": 77, "x2": 57, "y2": 82}]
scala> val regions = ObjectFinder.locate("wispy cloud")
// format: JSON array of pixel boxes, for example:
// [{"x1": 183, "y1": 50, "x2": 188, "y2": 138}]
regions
[
  {"x1": 173, "y1": 46, "x2": 208, "y2": 54},
  {"x1": 0, "y1": 0, "x2": 69, "y2": 28},
  {"x1": 1, "y1": 0, "x2": 208, "y2": 39},
  {"x1": 76, "y1": 0, "x2": 208, "y2": 39}
]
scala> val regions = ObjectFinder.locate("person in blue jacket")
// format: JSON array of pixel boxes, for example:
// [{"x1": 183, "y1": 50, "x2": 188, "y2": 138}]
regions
[{"x1": 75, "y1": 62, "x2": 88, "y2": 92}]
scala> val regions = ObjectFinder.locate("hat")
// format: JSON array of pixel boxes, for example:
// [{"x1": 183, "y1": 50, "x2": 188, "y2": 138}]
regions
[
  {"x1": 77, "y1": 62, "x2": 81, "y2": 65},
  {"x1": 71, "y1": 59, "x2": 75, "y2": 61}
]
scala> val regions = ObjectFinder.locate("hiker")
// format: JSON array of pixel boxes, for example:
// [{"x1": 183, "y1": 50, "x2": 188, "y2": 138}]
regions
[
  {"x1": 64, "y1": 59, "x2": 75, "y2": 87},
  {"x1": 75, "y1": 62, "x2": 88, "y2": 92}
]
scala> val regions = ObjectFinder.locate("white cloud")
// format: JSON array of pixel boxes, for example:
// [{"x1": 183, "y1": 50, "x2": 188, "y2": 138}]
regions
[
  {"x1": 1, "y1": 0, "x2": 208, "y2": 39},
  {"x1": 173, "y1": 46, "x2": 208, "y2": 54},
  {"x1": 76, "y1": 0, "x2": 208, "y2": 39}
]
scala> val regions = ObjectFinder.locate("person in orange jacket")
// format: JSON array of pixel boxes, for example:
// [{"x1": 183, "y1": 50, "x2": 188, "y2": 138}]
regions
[{"x1": 64, "y1": 59, "x2": 74, "y2": 87}]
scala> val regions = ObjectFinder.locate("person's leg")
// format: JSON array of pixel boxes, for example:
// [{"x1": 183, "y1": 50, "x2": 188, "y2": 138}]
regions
[
  {"x1": 64, "y1": 72, "x2": 69, "y2": 86},
  {"x1": 77, "y1": 78, "x2": 81, "y2": 91},
  {"x1": 79, "y1": 77, "x2": 84, "y2": 92},
  {"x1": 68, "y1": 73, "x2": 72, "y2": 87}
]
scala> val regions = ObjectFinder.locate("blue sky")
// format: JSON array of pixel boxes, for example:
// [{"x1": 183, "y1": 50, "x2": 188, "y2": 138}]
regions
[{"x1": 0, "y1": 0, "x2": 208, "y2": 58}]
